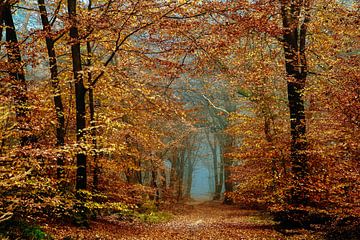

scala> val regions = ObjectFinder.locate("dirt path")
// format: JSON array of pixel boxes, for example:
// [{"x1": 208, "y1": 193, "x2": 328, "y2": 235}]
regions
[
  {"x1": 50, "y1": 201, "x2": 315, "y2": 240},
  {"x1": 133, "y1": 201, "x2": 283, "y2": 240}
]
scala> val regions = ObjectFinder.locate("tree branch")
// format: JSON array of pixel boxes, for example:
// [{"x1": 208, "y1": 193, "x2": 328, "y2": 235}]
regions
[{"x1": 202, "y1": 94, "x2": 229, "y2": 114}]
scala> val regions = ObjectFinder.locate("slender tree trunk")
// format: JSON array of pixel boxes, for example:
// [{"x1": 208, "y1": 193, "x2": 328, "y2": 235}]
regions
[
  {"x1": 21, "y1": 10, "x2": 31, "y2": 33},
  {"x1": 177, "y1": 150, "x2": 185, "y2": 201},
  {"x1": 170, "y1": 149, "x2": 185, "y2": 200},
  {"x1": 207, "y1": 131, "x2": 221, "y2": 200},
  {"x1": 86, "y1": 36, "x2": 99, "y2": 189},
  {"x1": 159, "y1": 165, "x2": 167, "y2": 198},
  {"x1": 185, "y1": 161, "x2": 193, "y2": 199},
  {"x1": 88, "y1": 85, "x2": 100, "y2": 188},
  {"x1": 85, "y1": 0, "x2": 99, "y2": 191},
  {"x1": 183, "y1": 141, "x2": 194, "y2": 199},
  {"x1": 214, "y1": 139, "x2": 224, "y2": 200},
  {"x1": 68, "y1": 0, "x2": 87, "y2": 190},
  {"x1": 150, "y1": 168, "x2": 160, "y2": 204},
  {"x1": 213, "y1": 146, "x2": 219, "y2": 195},
  {"x1": 281, "y1": 0, "x2": 310, "y2": 205},
  {"x1": 136, "y1": 158, "x2": 142, "y2": 184},
  {"x1": 219, "y1": 154, "x2": 224, "y2": 197},
  {"x1": 0, "y1": 4, "x2": 3, "y2": 44},
  {"x1": 169, "y1": 150, "x2": 178, "y2": 190},
  {"x1": 264, "y1": 112, "x2": 279, "y2": 190},
  {"x1": 1, "y1": 3, "x2": 29, "y2": 146},
  {"x1": 38, "y1": 0, "x2": 66, "y2": 180},
  {"x1": 222, "y1": 135, "x2": 233, "y2": 204}
]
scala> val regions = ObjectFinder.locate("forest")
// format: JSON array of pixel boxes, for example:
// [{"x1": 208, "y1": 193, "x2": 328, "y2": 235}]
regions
[{"x1": 0, "y1": 0, "x2": 359, "y2": 239}]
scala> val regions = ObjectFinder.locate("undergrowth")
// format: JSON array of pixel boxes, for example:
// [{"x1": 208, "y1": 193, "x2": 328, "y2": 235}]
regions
[{"x1": 0, "y1": 220, "x2": 53, "y2": 240}]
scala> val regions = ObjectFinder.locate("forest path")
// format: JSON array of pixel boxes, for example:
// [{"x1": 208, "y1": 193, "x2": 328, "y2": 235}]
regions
[
  {"x1": 51, "y1": 201, "x2": 293, "y2": 239},
  {"x1": 135, "y1": 200, "x2": 284, "y2": 240}
]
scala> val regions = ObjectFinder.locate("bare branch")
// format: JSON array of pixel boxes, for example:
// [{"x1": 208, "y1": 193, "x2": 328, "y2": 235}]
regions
[{"x1": 202, "y1": 94, "x2": 229, "y2": 115}]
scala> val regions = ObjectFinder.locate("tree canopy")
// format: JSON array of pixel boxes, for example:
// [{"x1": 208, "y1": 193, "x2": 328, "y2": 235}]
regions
[{"x1": 0, "y1": 0, "x2": 359, "y2": 239}]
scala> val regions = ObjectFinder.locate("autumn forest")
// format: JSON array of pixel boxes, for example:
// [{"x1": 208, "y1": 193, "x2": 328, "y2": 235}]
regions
[{"x1": 0, "y1": 0, "x2": 359, "y2": 239}]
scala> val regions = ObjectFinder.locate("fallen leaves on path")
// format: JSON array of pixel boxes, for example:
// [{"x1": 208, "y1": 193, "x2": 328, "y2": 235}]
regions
[{"x1": 48, "y1": 201, "x2": 320, "y2": 240}]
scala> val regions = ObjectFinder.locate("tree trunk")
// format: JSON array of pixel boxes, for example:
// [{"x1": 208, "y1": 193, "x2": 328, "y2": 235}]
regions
[
  {"x1": 68, "y1": 0, "x2": 87, "y2": 190},
  {"x1": 207, "y1": 131, "x2": 221, "y2": 200},
  {"x1": 222, "y1": 135, "x2": 233, "y2": 205},
  {"x1": 1, "y1": 3, "x2": 29, "y2": 146},
  {"x1": 89, "y1": 86, "x2": 100, "y2": 188},
  {"x1": 38, "y1": 0, "x2": 66, "y2": 180},
  {"x1": 0, "y1": 5, "x2": 3, "y2": 43},
  {"x1": 177, "y1": 150, "x2": 185, "y2": 201},
  {"x1": 263, "y1": 111, "x2": 279, "y2": 190},
  {"x1": 150, "y1": 168, "x2": 160, "y2": 204},
  {"x1": 84, "y1": 0, "x2": 99, "y2": 191},
  {"x1": 281, "y1": 0, "x2": 310, "y2": 205},
  {"x1": 219, "y1": 153, "x2": 224, "y2": 198},
  {"x1": 169, "y1": 150, "x2": 178, "y2": 195},
  {"x1": 185, "y1": 160, "x2": 193, "y2": 199}
]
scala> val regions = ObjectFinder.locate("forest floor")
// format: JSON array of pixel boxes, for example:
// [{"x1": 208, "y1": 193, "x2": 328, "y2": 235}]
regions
[{"x1": 47, "y1": 201, "x2": 323, "y2": 240}]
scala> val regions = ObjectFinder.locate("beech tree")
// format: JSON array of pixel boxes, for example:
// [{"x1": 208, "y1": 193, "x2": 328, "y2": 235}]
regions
[
  {"x1": 205, "y1": 129, "x2": 224, "y2": 200},
  {"x1": 37, "y1": 0, "x2": 66, "y2": 179},
  {"x1": 0, "y1": 1, "x2": 29, "y2": 146},
  {"x1": 280, "y1": 0, "x2": 310, "y2": 205},
  {"x1": 68, "y1": 0, "x2": 87, "y2": 190}
]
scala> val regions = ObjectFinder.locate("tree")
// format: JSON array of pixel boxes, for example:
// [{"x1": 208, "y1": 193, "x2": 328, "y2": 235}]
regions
[
  {"x1": 280, "y1": 0, "x2": 310, "y2": 205},
  {"x1": 38, "y1": 0, "x2": 66, "y2": 179},
  {"x1": 0, "y1": 1, "x2": 29, "y2": 146},
  {"x1": 85, "y1": 0, "x2": 100, "y2": 190},
  {"x1": 68, "y1": 0, "x2": 87, "y2": 190},
  {"x1": 205, "y1": 129, "x2": 224, "y2": 200}
]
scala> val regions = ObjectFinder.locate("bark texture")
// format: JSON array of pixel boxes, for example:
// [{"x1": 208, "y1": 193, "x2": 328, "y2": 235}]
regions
[
  {"x1": 38, "y1": 0, "x2": 66, "y2": 179},
  {"x1": 1, "y1": 3, "x2": 30, "y2": 146},
  {"x1": 281, "y1": 0, "x2": 310, "y2": 205},
  {"x1": 68, "y1": 0, "x2": 87, "y2": 190}
]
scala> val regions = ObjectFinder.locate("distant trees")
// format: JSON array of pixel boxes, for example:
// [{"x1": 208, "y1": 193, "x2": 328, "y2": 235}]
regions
[
  {"x1": 178, "y1": 74, "x2": 237, "y2": 202},
  {"x1": 205, "y1": 129, "x2": 223, "y2": 200}
]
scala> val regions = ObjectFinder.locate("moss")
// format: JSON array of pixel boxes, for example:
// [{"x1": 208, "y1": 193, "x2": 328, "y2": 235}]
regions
[{"x1": 0, "y1": 220, "x2": 53, "y2": 240}]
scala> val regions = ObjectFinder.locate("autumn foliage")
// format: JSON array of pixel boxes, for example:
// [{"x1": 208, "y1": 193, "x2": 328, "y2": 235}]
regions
[{"x1": 0, "y1": 0, "x2": 359, "y2": 239}]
